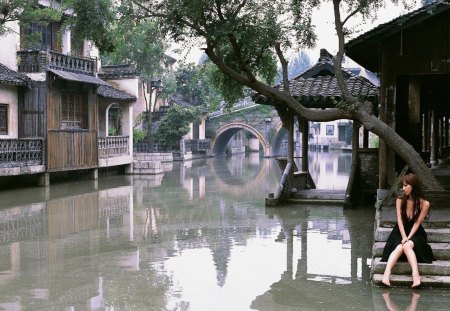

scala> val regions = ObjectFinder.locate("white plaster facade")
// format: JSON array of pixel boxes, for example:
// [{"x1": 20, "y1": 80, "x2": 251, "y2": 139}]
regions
[{"x1": 0, "y1": 85, "x2": 19, "y2": 138}]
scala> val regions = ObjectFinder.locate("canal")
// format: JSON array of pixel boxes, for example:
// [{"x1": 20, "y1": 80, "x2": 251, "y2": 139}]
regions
[{"x1": 0, "y1": 151, "x2": 449, "y2": 310}]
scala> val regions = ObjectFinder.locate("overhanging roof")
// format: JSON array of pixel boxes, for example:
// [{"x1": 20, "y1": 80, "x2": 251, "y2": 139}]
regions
[
  {"x1": 253, "y1": 49, "x2": 379, "y2": 108},
  {"x1": 0, "y1": 63, "x2": 30, "y2": 86},
  {"x1": 97, "y1": 85, "x2": 136, "y2": 101},
  {"x1": 345, "y1": 1, "x2": 450, "y2": 70},
  {"x1": 49, "y1": 69, "x2": 110, "y2": 86}
]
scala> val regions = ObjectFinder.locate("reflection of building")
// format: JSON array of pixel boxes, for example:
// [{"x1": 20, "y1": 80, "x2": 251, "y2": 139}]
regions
[
  {"x1": 307, "y1": 150, "x2": 352, "y2": 190},
  {"x1": 0, "y1": 178, "x2": 136, "y2": 309},
  {"x1": 309, "y1": 120, "x2": 353, "y2": 150}
]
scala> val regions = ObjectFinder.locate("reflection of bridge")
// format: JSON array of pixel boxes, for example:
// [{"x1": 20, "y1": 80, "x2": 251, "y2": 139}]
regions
[{"x1": 207, "y1": 98, "x2": 287, "y2": 157}]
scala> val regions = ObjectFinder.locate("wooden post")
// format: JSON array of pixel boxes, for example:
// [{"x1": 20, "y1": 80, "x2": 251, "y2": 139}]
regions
[
  {"x1": 38, "y1": 173, "x2": 50, "y2": 187},
  {"x1": 301, "y1": 117, "x2": 309, "y2": 172},
  {"x1": 431, "y1": 110, "x2": 438, "y2": 166},
  {"x1": 363, "y1": 128, "x2": 369, "y2": 148},
  {"x1": 287, "y1": 112, "x2": 294, "y2": 187}
]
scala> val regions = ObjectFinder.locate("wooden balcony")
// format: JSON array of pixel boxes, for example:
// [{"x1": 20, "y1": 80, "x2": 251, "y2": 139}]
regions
[
  {"x1": 17, "y1": 50, "x2": 97, "y2": 75},
  {"x1": 98, "y1": 136, "x2": 130, "y2": 158},
  {"x1": 0, "y1": 138, "x2": 44, "y2": 168}
]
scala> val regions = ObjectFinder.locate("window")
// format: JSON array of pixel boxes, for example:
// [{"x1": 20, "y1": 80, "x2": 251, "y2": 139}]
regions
[
  {"x1": 326, "y1": 125, "x2": 334, "y2": 136},
  {"x1": 22, "y1": 23, "x2": 53, "y2": 50},
  {"x1": 61, "y1": 91, "x2": 87, "y2": 129},
  {"x1": 22, "y1": 22, "x2": 60, "y2": 51},
  {"x1": 0, "y1": 105, "x2": 7, "y2": 135},
  {"x1": 108, "y1": 103, "x2": 122, "y2": 136}
]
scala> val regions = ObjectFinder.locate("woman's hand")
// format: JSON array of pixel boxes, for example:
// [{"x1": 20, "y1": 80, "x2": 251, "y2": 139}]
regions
[{"x1": 402, "y1": 237, "x2": 409, "y2": 245}]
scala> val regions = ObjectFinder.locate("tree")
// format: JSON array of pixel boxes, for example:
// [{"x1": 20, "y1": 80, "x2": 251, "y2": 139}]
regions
[
  {"x1": 8, "y1": 0, "x2": 442, "y2": 189},
  {"x1": 56, "y1": 0, "x2": 443, "y2": 189},
  {"x1": 174, "y1": 62, "x2": 224, "y2": 110},
  {"x1": 276, "y1": 50, "x2": 312, "y2": 82},
  {"x1": 153, "y1": 104, "x2": 201, "y2": 148},
  {"x1": 0, "y1": 0, "x2": 61, "y2": 36}
]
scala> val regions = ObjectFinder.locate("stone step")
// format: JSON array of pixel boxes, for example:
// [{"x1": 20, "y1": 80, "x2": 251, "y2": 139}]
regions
[
  {"x1": 375, "y1": 227, "x2": 450, "y2": 242},
  {"x1": 371, "y1": 257, "x2": 450, "y2": 275},
  {"x1": 372, "y1": 273, "x2": 450, "y2": 288},
  {"x1": 292, "y1": 189, "x2": 346, "y2": 201},
  {"x1": 378, "y1": 206, "x2": 450, "y2": 229},
  {"x1": 373, "y1": 242, "x2": 450, "y2": 260},
  {"x1": 132, "y1": 161, "x2": 164, "y2": 175},
  {"x1": 133, "y1": 168, "x2": 164, "y2": 175}
]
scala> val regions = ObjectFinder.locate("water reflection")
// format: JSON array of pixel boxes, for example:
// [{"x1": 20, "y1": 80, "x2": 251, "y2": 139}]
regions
[
  {"x1": 306, "y1": 150, "x2": 352, "y2": 189},
  {"x1": 1, "y1": 154, "x2": 450, "y2": 310}
]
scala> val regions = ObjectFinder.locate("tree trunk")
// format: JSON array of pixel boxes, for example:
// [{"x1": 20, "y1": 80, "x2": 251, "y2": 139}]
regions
[{"x1": 355, "y1": 108, "x2": 443, "y2": 190}]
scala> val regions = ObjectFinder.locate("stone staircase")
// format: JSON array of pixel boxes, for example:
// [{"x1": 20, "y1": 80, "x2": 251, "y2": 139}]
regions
[{"x1": 371, "y1": 191, "x2": 450, "y2": 288}]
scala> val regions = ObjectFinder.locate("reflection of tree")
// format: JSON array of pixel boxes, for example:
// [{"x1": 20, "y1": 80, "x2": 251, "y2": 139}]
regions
[
  {"x1": 132, "y1": 159, "x2": 274, "y2": 288},
  {"x1": 100, "y1": 252, "x2": 171, "y2": 311},
  {"x1": 253, "y1": 205, "x2": 374, "y2": 310}
]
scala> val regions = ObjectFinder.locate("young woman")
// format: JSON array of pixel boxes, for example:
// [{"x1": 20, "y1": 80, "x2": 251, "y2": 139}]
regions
[{"x1": 381, "y1": 173, "x2": 434, "y2": 288}]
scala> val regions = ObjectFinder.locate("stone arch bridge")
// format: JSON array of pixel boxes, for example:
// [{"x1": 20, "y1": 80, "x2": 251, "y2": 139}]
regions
[{"x1": 206, "y1": 97, "x2": 287, "y2": 157}]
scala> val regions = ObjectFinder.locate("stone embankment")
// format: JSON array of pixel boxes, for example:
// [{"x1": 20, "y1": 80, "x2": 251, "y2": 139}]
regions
[
  {"x1": 131, "y1": 153, "x2": 172, "y2": 175},
  {"x1": 371, "y1": 190, "x2": 450, "y2": 288}
]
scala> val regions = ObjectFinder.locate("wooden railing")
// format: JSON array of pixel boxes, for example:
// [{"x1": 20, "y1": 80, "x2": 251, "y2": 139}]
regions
[
  {"x1": 47, "y1": 130, "x2": 98, "y2": 171},
  {"x1": 17, "y1": 50, "x2": 97, "y2": 75},
  {"x1": 99, "y1": 195, "x2": 130, "y2": 218},
  {"x1": 98, "y1": 136, "x2": 129, "y2": 158},
  {"x1": 0, "y1": 138, "x2": 44, "y2": 168}
]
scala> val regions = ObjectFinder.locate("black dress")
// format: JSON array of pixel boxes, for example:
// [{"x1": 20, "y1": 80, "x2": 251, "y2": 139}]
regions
[{"x1": 381, "y1": 218, "x2": 434, "y2": 263}]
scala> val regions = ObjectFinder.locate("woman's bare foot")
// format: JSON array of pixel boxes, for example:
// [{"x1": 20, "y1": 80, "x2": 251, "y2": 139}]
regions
[
  {"x1": 412, "y1": 273, "x2": 421, "y2": 288},
  {"x1": 382, "y1": 273, "x2": 391, "y2": 286}
]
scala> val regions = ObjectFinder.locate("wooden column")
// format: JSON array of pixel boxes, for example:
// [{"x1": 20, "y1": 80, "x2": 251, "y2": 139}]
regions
[
  {"x1": 379, "y1": 85, "x2": 395, "y2": 189},
  {"x1": 431, "y1": 110, "x2": 438, "y2": 166},
  {"x1": 363, "y1": 128, "x2": 369, "y2": 148},
  {"x1": 301, "y1": 117, "x2": 309, "y2": 172},
  {"x1": 287, "y1": 112, "x2": 294, "y2": 186},
  {"x1": 445, "y1": 116, "x2": 449, "y2": 148}
]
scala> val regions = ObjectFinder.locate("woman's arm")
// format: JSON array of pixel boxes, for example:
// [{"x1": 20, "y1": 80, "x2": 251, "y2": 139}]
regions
[
  {"x1": 407, "y1": 200, "x2": 430, "y2": 241},
  {"x1": 396, "y1": 198, "x2": 408, "y2": 243}
]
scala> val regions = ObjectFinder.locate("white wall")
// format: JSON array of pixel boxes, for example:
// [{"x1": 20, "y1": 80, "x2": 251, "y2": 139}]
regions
[
  {"x1": 0, "y1": 85, "x2": 19, "y2": 138},
  {"x1": 0, "y1": 21, "x2": 20, "y2": 70}
]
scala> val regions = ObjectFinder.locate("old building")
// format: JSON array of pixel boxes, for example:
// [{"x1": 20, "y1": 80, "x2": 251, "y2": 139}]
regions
[
  {"x1": 345, "y1": 0, "x2": 450, "y2": 189},
  {"x1": 0, "y1": 1, "x2": 136, "y2": 186}
]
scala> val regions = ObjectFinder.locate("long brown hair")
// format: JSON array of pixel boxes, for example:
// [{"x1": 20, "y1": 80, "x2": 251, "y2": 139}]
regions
[{"x1": 398, "y1": 173, "x2": 424, "y2": 222}]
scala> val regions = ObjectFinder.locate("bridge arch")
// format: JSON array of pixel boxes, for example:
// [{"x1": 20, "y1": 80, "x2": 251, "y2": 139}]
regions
[
  {"x1": 211, "y1": 123, "x2": 270, "y2": 157},
  {"x1": 271, "y1": 121, "x2": 288, "y2": 157}
]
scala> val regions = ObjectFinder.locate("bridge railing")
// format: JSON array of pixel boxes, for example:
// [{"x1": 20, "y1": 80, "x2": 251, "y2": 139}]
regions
[
  {"x1": 133, "y1": 142, "x2": 173, "y2": 153},
  {"x1": 208, "y1": 96, "x2": 256, "y2": 118},
  {"x1": 185, "y1": 139, "x2": 210, "y2": 152}
]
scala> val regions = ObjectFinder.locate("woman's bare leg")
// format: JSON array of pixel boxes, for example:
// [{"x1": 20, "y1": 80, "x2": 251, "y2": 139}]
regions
[
  {"x1": 382, "y1": 292, "x2": 399, "y2": 311},
  {"x1": 382, "y1": 244, "x2": 404, "y2": 286},
  {"x1": 403, "y1": 241, "x2": 421, "y2": 288},
  {"x1": 405, "y1": 292, "x2": 421, "y2": 311}
]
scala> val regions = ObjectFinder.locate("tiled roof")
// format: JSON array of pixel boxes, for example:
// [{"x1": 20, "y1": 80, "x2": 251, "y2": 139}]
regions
[
  {"x1": 253, "y1": 49, "x2": 379, "y2": 107},
  {"x1": 0, "y1": 63, "x2": 30, "y2": 86},
  {"x1": 49, "y1": 69, "x2": 111, "y2": 86},
  {"x1": 98, "y1": 64, "x2": 139, "y2": 79},
  {"x1": 97, "y1": 85, "x2": 136, "y2": 101},
  {"x1": 346, "y1": 1, "x2": 450, "y2": 50}
]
